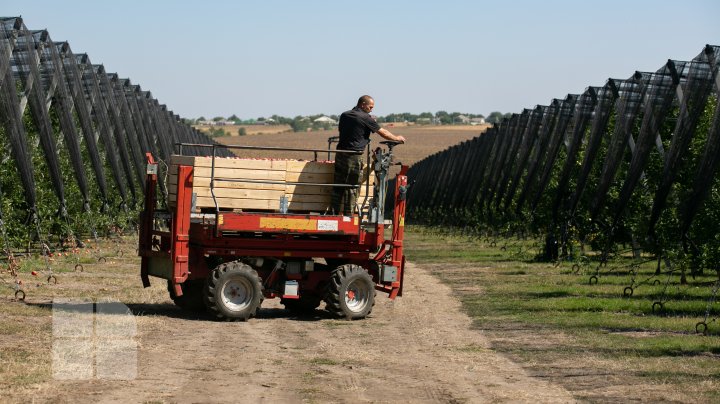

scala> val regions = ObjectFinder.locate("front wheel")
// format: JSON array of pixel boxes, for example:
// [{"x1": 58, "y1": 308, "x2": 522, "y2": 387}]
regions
[
  {"x1": 205, "y1": 261, "x2": 263, "y2": 321},
  {"x1": 324, "y1": 264, "x2": 376, "y2": 320}
]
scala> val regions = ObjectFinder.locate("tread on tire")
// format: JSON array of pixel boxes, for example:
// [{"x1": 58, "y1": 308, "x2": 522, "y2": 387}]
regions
[{"x1": 205, "y1": 261, "x2": 263, "y2": 321}]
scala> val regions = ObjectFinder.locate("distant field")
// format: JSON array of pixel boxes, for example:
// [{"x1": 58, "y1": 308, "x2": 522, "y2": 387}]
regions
[
  {"x1": 214, "y1": 124, "x2": 491, "y2": 167},
  {"x1": 194, "y1": 124, "x2": 292, "y2": 136}
]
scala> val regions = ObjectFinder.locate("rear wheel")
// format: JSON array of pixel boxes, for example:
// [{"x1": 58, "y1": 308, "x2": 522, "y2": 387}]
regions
[
  {"x1": 325, "y1": 264, "x2": 376, "y2": 320},
  {"x1": 167, "y1": 279, "x2": 205, "y2": 311},
  {"x1": 205, "y1": 261, "x2": 263, "y2": 321}
]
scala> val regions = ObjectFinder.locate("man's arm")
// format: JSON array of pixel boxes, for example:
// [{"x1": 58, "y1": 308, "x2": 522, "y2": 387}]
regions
[{"x1": 376, "y1": 127, "x2": 406, "y2": 143}]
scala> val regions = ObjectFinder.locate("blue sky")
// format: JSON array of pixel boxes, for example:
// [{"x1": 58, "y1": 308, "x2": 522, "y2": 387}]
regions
[{"x1": 6, "y1": 0, "x2": 719, "y2": 120}]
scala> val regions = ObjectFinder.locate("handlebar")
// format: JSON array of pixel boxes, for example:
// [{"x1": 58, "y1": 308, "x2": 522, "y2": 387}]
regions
[{"x1": 380, "y1": 140, "x2": 403, "y2": 151}]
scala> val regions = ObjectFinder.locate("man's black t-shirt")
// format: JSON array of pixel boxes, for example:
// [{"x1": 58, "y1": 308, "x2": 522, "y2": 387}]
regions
[{"x1": 337, "y1": 106, "x2": 381, "y2": 151}]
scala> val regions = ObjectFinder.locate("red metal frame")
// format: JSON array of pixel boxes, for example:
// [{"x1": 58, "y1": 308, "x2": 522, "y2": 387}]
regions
[
  {"x1": 139, "y1": 153, "x2": 156, "y2": 288},
  {"x1": 139, "y1": 155, "x2": 408, "y2": 300},
  {"x1": 169, "y1": 165, "x2": 193, "y2": 296},
  {"x1": 372, "y1": 165, "x2": 408, "y2": 298},
  {"x1": 217, "y1": 212, "x2": 362, "y2": 235}
]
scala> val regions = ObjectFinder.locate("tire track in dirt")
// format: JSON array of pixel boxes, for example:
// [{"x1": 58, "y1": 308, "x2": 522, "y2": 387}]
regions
[
  {"x1": 37, "y1": 262, "x2": 574, "y2": 403},
  {"x1": 287, "y1": 262, "x2": 575, "y2": 403}
]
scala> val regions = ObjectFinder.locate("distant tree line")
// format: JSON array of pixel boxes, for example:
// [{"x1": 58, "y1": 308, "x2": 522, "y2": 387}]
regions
[{"x1": 188, "y1": 111, "x2": 509, "y2": 133}]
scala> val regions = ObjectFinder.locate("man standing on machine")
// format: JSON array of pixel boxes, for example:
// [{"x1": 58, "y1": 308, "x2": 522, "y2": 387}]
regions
[{"x1": 331, "y1": 95, "x2": 406, "y2": 215}]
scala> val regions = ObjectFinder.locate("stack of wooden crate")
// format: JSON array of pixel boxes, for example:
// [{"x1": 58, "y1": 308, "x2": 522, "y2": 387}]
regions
[{"x1": 167, "y1": 155, "x2": 373, "y2": 213}]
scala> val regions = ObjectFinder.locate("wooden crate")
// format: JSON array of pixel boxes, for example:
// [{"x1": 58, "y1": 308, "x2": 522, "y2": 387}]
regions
[{"x1": 167, "y1": 155, "x2": 374, "y2": 213}]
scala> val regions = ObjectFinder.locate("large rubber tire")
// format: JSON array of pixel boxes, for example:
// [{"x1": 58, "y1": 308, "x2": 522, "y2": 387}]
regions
[
  {"x1": 325, "y1": 264, "x2": 376, "y2": 320},
  {"x1": 205, "y1": 261, "x2": 263, "y2": 321},
  {"x1": 281, "y1": 296, "x2": 321, "y2": 314},
  {"x1": 167, "y1": 279, "x2": 206, "y2": 311}
]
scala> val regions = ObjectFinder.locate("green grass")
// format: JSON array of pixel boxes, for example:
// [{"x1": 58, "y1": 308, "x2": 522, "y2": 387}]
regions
[
  {"x1": 404, "y1": 225, "x2": 720, "y2": 402},
  {"x1": 0, "y1": 235, "x2": 163, "y2": 399}
]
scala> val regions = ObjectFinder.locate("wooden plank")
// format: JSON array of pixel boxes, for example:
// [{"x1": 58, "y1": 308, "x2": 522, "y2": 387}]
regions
[
  {"x1": 285, "y1": 184, "x2": 332, "y2": 195},
  {"x1": 170, "y1": 162, "x2": 373, "y2": 183},
  {"x1": 191, "y1": 177, "x2": 285, "y2": 191},
  {"x1": 170, "y1": 193, "x2": 372, "y2": 212},
  {"x1": 186, "y1": 188, "x2": 330, "y2": 203},
  {"x1": 183, "y1": 185, "x2": 368, "y2": 198},
  {"x1": 176, "y1": 180, "x2": 371, "y2": 195},
  {"x1": 174, "y1": 182, "x2": 370, "y2": 196},
  {"x1": 286, "y1": 171, "x2": 334, "y2": 183},
  {"x1": 291, "y1": 186, "x2": 368, "y2": 197},
  {"x1": 285, "y1": 160, "x2": 334, "y2": 173},
  {"x1": 166, "y1": 155, "x2": 375, "y2": 212},
  {"x1": 194, "y1": 197, "x2": 277, "y2": 210},
  {"x1": 286, "y1": 194, "x2": 330, "y2": 203},
  {"x1": 189, "y1": 188, "x2": 285, "y2": 200},
  {"x1": 192, "y1": 196, "x2": 330, "y2": 212},
  {"x1": 193, "y1": 167, "x2": 286, "y2": 181},
  {"x1": 170, "y1": 155, "x2": 287, "y2": 171}
]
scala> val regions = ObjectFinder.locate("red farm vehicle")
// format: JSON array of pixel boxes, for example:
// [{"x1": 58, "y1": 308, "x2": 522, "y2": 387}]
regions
[{"x1": 138, "y1": 141, "x2": 408, "y2": 320}]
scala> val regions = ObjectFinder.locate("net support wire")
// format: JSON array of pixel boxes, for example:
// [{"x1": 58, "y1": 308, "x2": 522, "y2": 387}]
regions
[
  {"x1": 0, "y1": 214, "x2": 24, "y2": 301},
  {"x1": 696, "y1": 279, "x2": 719, "y2": 335},
  {"x1": 31, "y1": 211, "x2": 57, "y2": 285}
]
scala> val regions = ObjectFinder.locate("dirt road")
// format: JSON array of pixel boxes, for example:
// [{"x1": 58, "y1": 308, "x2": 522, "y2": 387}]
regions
[{"x1": 23, "y1": 262, "x2": 574, "y2": 403}]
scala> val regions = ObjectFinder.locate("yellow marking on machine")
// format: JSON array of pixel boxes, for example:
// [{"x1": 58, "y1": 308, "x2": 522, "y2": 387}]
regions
[{"x1": 259, "y1": 217, "x2": 317, "y2": 231}]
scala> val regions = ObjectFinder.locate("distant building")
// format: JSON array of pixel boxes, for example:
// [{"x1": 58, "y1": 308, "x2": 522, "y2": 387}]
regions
[
  {"x1": 470, "y1": 117, "x2": 486, "y2": 125},
  {"x1": 313, "y1": 116, "x2": 337, "y2": 125},
  {"x1": 456, "y1": 115, "x2": 470, "y2": 124}
]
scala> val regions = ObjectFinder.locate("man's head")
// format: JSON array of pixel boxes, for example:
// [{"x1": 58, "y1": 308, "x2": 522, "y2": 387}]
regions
[{"x1": 356, "y1": 95, "x2": 374, "y2": 113}]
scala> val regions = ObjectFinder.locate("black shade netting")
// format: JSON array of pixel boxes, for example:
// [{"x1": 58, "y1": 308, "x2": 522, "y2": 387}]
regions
[
  {"x1": 0, "y1": 18, "x2": 36, "y2": 211},
  {"x1": 458, "y1": 135, "x2": 490, "y2": 210},
  {"x1": 493, "y1": 109, "x2": 533, "y2": 211},
  {"x1": 649, "y1": 46, "x2": 718, "y2": 234},
  {"x1": 122, "y1": 81, "x2": 154, "y2": 158},
  {"x1": 515, "y1": 99, "x2": 560, "y2": 214},
  {"x1": 15, "y1": 24, "x2": 68, "y2": 215},
  {"x1": 531, "y1": 94, "x2": 578, "y2": 212},
  {"x1": 567, "y1": 82, "x2": 619, "y2": 215},
  {"x1": 480, "y1": 116, "x2": 518, "y2": 210},
  {"x1": 503, "y1": 105, "x2": 546, "y2": 211},
  {"x1": 589, "y1": 72, "x2": 647, "y2": 219},
  {"x1": 36, "y1": 31, "x2": 91, "y2": 211},
  {"x1": 611, "y1": 61, "x2": 684, "y2": 226},
  {"x1": 551, "y1": 87, "x2": 599, "y2": 220},
  {"x1": 59, "y1": 43, "x2": 109, "y2": 209},
  {"x1": 680, "y1": 45, "x2": 720, "y2": 236},
  {"x1": 77, "y1": 55, "x2": 129, "y2": 205},
  {"x1": 460, "y1": 127, "x2": 497, "y2": 210},
  {"x1": 96, "y1": 66, "x2": 137, "y2": 202},
  {"x1": 108, "y1": 74, "x2": 145, "y2": 188}
]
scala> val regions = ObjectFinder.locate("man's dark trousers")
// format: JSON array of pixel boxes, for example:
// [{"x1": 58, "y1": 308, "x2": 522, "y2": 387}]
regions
[{"x1": 331, "y1": 152, "x2": 364, "y2": 215}]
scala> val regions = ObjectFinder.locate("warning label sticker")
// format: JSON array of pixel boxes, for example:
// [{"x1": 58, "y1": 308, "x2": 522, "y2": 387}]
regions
[{"x1": 317, "y1": 220, "x2": 338, "y2": 231}]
